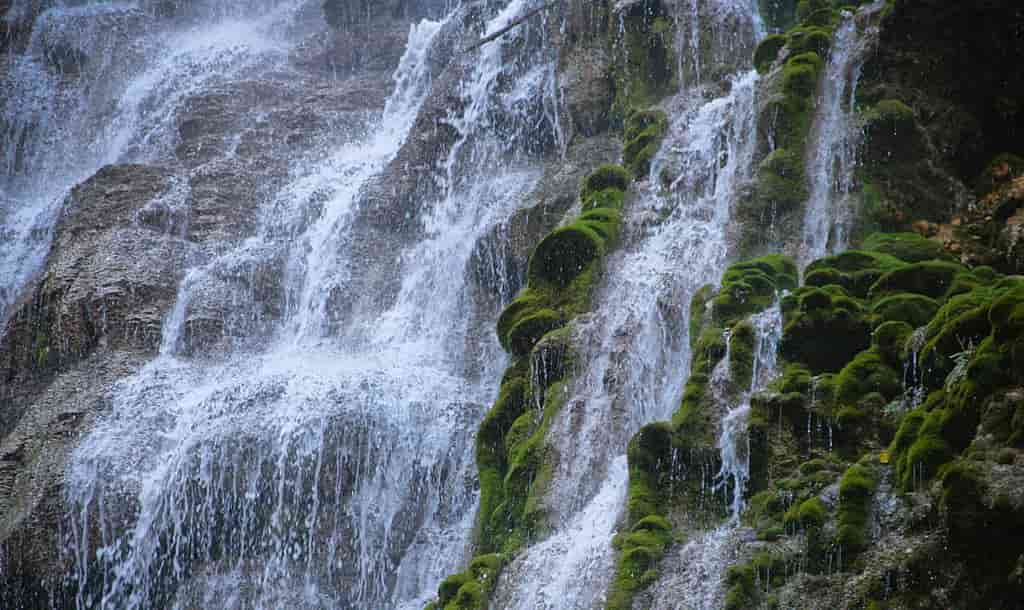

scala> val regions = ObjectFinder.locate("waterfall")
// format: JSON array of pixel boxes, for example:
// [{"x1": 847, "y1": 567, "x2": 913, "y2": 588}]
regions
[
  {"x1": 492, "y1": 2, "x2": 764, "y2": 607},
  {"x1": 648, "y1": 302, "x2": 783, "y2": 610},
  {"x1": 799, "y1": 1, "x2": 886, "y2": 265},
  {"x1": 55, "y1": 0, "x2": 565, "y2": 608},
  {"x1": 0, "y1": 0, "x2": 312, "y2": 321}
]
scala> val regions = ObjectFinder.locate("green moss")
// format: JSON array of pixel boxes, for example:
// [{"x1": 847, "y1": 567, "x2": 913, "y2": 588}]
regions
[
  {"x1": 507, "y1": 309, "x2": 565, "y2": 357},
  {"x1": 836, "y1": 464, "x2": 877, "y2": 553},
  {"x1": 781, "y1": 286, "x2": 872, "y2": 373},
  {"x1": 834, "y1": 348, "x2": 902, "y2": 408},
  {"x1": 496, "y1": 292, "x2": 544, "y2": 352},
  {"x1": 754, "y1": 34, "x2": 788, "y2": 73},
  {"x1": 609, "y1": 423, "x2": 676, "y2": 610},
  {"x1": 611, "y1": 11, "x2": 677, "y2": 115},
  {"x1": 712, "y1": 255, "x2": 797, "y2": 326},
  {"x1": 729, "y1": 319, "x2": 757, "y2": 392},
  {"x1": 870, "y1": 292, "x2": 940, "y2": 328},
  {"x1": 873, "y1": 320, "x2": 913, "y2": 366},
  {"x1": 582, "y1": 187, "x2": 626, "y2": 212},
  {"x1": 863, "y1": 99, "x2": 916, "y2": 155},
  {"x1": 724, "y1": 564, "x2": 757, "y2": 610},
  {"x1": 623, "y1": 110, "x2": 669, "y2": 179},
  {"x1": 753, "y1": 148, "x2": 809, "y2": 213},
  {"x1": 785, "y1": 496, "x2": 827, "y2": 529},
  {"x1": 868, "y1": 260, "x2": 967, "y2": 300},
  {"x1": 861, "y1": 232, "x2": 952, "y2": 263},
  {"x1": 528, "y1": 224, "x2": 606, "y2": 287},
  {"x1": 787, "y1": 26, "x2": 832, "y2": 57},
  {"x1": 901, "y1": 409, "x2": 954, "y2": 490},
  {"x1": 689, "y1": 284, "x2": 716, "y2": 350},
  {"x1": 581, "y1": 164, "x2": 631, "y2": 202},
  {"x1": 781, "y1": 60, "x2": 820, "y2": 98}
]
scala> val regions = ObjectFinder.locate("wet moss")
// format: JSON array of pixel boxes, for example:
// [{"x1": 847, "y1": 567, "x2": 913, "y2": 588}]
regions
[
  {"x1": 873, "y1": 320, "x2": 913, "y2": 366},
  {"x1": 754, "y1": 34, "x2": 788, "y2": 73},
  {"x1": 528, "y1": 224, "x2": 607, "y2": 287},
  {"x1": 581, "y1": 164, "x2": 631, "y2": 202},
  {"x1": 781, "y1": 286, "x2": 871, "y2": 373},
  {"x1": 753, "y1": 148, "x2": 809, "y2": 213},
  {"x1": 870, "y1": 292, "x2": 939, "y2": 328},
  {"x1": 426, "y1": 553, "x2": 504, "y2": 610},
  {"x1": 863, "y1": 99, "x2": 918, "y2": 158},
  {"x1": 836, "y1": 464, "x2": 877, "y2": 552},
  {"x1": 729, "y1": 319, "x2": 757, "y2": 392},
  {"x1": 609, "y1": 422, "x2": 676, "y2": 610},
  {"x1": 868, "y1": 260, "x2": 967, "y2": 300},
  {"x1": 833, "y1": 349, "x2": 901, "y2": 438},
  {"x1": 623, "y1": 113, "x2": 669, "y2": 179},
  {"x1": 507, "y1": 309, "x2": 564, "y2": 357},
  {"x1": 712, "y1": 255, "x2": 798, "y2": 325},
  {"x1": 787, "y1": 26, "x2": 832, "y2": 58},
  {"x1": 861, "y1": 231, "x2": 952, "y2": 263},
  {"x1": 582, "y1": 187, "x2": 626, "y2": 212}
]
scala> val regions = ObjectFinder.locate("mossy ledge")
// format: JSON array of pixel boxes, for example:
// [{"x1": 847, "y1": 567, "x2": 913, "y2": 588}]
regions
[
  {"x1": 723, "y1": 230, "x2": 1024, "y2": 608},
  {"x1": 425, "y1": 160, "x2": 642, "y2": 608},
  {"x1": 607, "y1": 255, "x2": 798, "y2": 609},
  {"x1": 738, "y1": 1, "x2": 842, "y2": 255}
]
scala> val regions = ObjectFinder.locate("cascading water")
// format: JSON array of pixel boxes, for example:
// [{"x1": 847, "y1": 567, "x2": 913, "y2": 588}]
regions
[
  {"x1": 51, "y1": 0, "x2": 566, "y2": 608},
  {"x1": 799, "y1": 0, "x2": 886, "y2": 264},
  {"x1": 648, "y1": 302, "x2": 783, "y2": 610},
  {"x1": 493, "y1": 2, "x2": 764, "y2": 607},
  {"x1": 0, "y1": 0, "x2": 319, "y2": 322}
]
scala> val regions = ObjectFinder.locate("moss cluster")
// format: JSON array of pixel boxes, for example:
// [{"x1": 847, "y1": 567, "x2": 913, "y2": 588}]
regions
[
  {"x1": 611, "y1": 4, "x2": 677, "y2": 119},
  {"x1": 622, "y1": 109, "x2": 669, "y2": 179},
  {"x1": 728, "y1": 229, "x2": 1024, "y2": 606},
  {"x1": 739, "y1": 0, "x2": 842, "y2": 253},
  {"x1": 424, "y1": 554, "x2": 504, "y2": 610},
  {"x1": 607, "y1": 255, "x2": 797, "y2": 609},
  {"x1": 835, "y1": 463, "x2": 877, "y2": 553},
  {"x1": 478, "y1": 166, "x2": 633, "y2": 557},
  {"x1": 889, "y1": 277, "x2": 1024, "y2": 490}
]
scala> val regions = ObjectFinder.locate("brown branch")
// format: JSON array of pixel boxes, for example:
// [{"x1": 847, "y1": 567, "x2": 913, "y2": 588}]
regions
[{"x1": 463, "y1": 1, "x2": 560, "y2": 53}]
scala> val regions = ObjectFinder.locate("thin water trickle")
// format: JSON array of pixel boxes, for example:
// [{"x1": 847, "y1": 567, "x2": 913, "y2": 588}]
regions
[
  {"x1": 799, "y1": 1, "x2": 886, "y2": 266},
  {"x1": 650, "y1": 302, "x2": 782, "y2": 610}
]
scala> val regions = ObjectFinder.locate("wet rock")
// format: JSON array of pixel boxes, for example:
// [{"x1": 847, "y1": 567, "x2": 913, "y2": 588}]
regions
[{"x1": 0, "y1": 164, "x2": 200, "y2": 435}]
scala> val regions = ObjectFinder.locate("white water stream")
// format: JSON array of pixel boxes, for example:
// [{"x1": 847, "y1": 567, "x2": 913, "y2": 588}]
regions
[
  {"x1": 494, "y1": 1, "x2": 765, "y2": 607},
  {"x1": 799, "y1": 1, "x2": 886, "y2": 265},
  {"x1": 39, "y1": 1, "x2": 564, "y2": 608}
]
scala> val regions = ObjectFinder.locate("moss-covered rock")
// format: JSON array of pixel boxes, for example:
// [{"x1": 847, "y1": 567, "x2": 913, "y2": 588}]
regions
[
  {"x1": 581, "y1": 164, "x2": 631, "y2": 203},
  {"x1": 507, "y1": 309, "x2": 564, "y2": 357},
  {"x1": 861, "y1": 231, "x2": 953, "y2": 263},
  {"x1": 781, "y1": 286, "x2": 871, "y2": 373},
  {"x1": 623, "y1": 109, "x2": 669, "y2": 179},
  {"x1": 754, "y1": 34, "x2": 788, "y2": 74},
  {"x1": 836, "y1": 463, "x2": 877, "y2": 552},
  {"x1": 868, "y1": 260, "x2": 967, "y2": 300},
  {"x1": 528, "y1": 224, "x2": 607, "y2": 287},
  {"x1": 870, "y1": 292, "x2": 940, "y2": 328},
  {"x1": 426, "y1": 554, "x2": 505, "y2": 610}
]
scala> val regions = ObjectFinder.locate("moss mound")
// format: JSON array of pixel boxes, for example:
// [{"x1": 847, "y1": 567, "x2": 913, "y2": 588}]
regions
[
  {"x1": 754, "y1": 34, "x2": 788, "y2": 73},
  {"x1": 862, "y1": 231, "x2": 953, "y2": 263}
]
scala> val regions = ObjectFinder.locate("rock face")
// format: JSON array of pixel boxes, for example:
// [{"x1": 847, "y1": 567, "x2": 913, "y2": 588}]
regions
[
  {"x1": 0, "y1": 2, "x2": 438, "y2": 603},
  {"x1": 1, "y1": 0, "x2": 1023, "y2": 608},
  {"x1": 0, "y1": 164, "x2": 194, "y2": 432}
]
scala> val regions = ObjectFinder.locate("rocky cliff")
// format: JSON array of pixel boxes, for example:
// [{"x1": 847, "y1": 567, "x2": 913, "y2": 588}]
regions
[{"x1": 1, "y1": 1, "x2": 1022, "y2": 609}]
